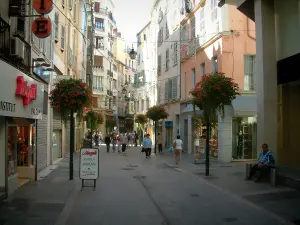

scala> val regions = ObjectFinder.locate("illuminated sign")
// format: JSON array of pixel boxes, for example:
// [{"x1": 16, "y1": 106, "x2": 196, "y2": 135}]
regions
[{"x1": 15, "y1": 76, "x2": 37, "y2": 105}]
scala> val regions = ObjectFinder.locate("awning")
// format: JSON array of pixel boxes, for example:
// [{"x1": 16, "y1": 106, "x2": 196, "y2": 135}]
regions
[{"x1": 7, "y1": 117, "x2": 35, "y2": 125}]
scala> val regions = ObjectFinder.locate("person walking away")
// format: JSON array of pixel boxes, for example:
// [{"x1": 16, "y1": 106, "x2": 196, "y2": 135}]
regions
[
  {"x1": 157, "y1": 133, "x2": 163, "y2": 153},
  {"x1": 127, "y1": 133, "x2": 131, "y2": 148},
  {"x1": 117, "y1": 134, "x2": 121, "y2": 152},
  {"x1": 142, "y1": 134, "x2": 152, "y2": 159},
  {"x1": 134, "y1": 131, "x2": 139, "y2": 147},
  {"x1": 104, "y1": 134, "x2": 111, "y2": 153},
  {"x1": 94, "y1": 132, "x2": 99, "y2": 147},
  {"x1": 173, "y1": 135, "x2": 183, "y2": 164},
  {"x1": 112, "y1": 133, "x2": 117, "y2": 152},
  {"x1": 99, "y1": 132, "x2": 103, "y2": 145},
  {"x1": 121, "y1": 133, "x2": 128, "y2": 155}
]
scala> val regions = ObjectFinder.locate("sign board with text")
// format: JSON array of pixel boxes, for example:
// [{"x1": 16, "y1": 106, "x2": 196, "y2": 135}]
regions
[
  {"x1": 0, "y1": 61, "x2": 43, "y2": 119},
  {"x1": 79, "y1": 148, "x2": 99, "y2": 180}
]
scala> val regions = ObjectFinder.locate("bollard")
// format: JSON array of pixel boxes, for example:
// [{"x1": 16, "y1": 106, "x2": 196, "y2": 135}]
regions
[
  {"x1": 270, "y1": 168, "x2": 276, "y2": 186},
  {"x1": 245, "y1": 163, "x2": 252, "y2": 179}
]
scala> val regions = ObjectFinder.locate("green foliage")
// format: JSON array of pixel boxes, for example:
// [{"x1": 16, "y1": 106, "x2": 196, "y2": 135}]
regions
[
  {"x1": 135, "y1": 114, "x2": 148, "y2": 126},
  {"x1": 85, "y1": 110, "x2": 103, "y2": 130}
]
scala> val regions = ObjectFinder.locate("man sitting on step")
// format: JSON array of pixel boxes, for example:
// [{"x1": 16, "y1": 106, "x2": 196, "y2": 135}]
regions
[{"x1": 248, "y1": 143, "x2": 275, "y2": 180}]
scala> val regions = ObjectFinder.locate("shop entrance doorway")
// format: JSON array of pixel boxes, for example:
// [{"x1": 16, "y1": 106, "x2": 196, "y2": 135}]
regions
[{"x1": 52, "y1": 130, "x2": 62, "y2": 163}]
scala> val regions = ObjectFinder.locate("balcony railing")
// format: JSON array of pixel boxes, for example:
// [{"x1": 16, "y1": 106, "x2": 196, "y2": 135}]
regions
[
  {"x1": 93, "y1": 86, "x2": 104, "y2": 92},
  {"x1": 0, "y1": 17, "x2": 31, "y2": 74}
]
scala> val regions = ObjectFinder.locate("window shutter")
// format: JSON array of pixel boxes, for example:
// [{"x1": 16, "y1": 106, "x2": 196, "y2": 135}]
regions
[
  {"x1": 61, "y1": 25, "x2": 65, "y2": 50},
  {"x1": 168, "y1": 79, "x2": 172, "y2": 100},
  {"x1": 172, "y1": 77, "x2": 177, "y2": 99},
  {"x1": 164, "y1": 81, "x2": 168, "y2": 101},
  {"x1": 55, "y1": 13, "x2": 59, "y2": 40}
]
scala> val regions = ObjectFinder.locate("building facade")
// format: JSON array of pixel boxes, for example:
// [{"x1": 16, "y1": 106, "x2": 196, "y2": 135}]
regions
[
  {"x1": 91, "y1": 0, "x2": 117, "y2": 135},
  {"x1": 150, "y1": 0, "x2": 185, "y2": 149},
  {"x1": 221, "y1": 0, "x2": 300, "y2": 176},
  {"x1": 134, "y1": 22, "x2": 157, "y2": 139},
  {"x1": 0, "y1": 0, "x2": 45, "y2": 197},
  {"x1": 180, "y1": 0, "x2": 257, "y2": 162}
]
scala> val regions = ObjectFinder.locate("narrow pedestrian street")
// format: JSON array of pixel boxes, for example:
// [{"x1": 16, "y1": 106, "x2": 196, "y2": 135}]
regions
[{"x1": 1, "y1": 145, "x2": 299, "y2": 225}]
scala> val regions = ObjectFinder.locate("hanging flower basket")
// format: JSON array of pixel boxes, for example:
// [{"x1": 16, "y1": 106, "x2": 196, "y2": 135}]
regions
[
  {"x1": 135, "y1": 114, "x2": 148, "y2": 125},
  {"x1": 85, "y1": 110, "x2": 103, "y2": 129},
  {"x1": 49, "y1": 78, "x2": 92, "y2": 123},
  {"x1": 190, "y1": 72, "x2": 240, "y2": 119},
  {"x1": 146, "y1": 106, "x2": 169, "y2": 122}
]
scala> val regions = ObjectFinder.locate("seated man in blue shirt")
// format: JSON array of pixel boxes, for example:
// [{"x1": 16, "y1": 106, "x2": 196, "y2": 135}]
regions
[{"x1": 248, "y1": 143, "x2": 275, "y2": 180}]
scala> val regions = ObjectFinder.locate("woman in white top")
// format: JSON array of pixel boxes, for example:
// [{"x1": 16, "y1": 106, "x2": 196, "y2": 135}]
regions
[{"x1": 173, "y1": 135, "x2": 183, "y2": 164}]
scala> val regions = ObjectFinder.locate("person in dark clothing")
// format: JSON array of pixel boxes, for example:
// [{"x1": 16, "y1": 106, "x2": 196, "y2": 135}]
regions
[
  {"x1": 134, "y1": 131, "x2": 138, "y2": 147},
  {"x1": 104, "y1": 135, "x2": 111, "y2": 153}
]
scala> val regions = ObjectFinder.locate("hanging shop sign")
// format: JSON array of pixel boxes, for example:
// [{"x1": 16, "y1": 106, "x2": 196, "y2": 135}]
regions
[
  {"x1": 32, "y1": 17, "x2": 52, "y2": 38},
  {"x1": 33, "y1": 0, "x2": 53, "y2": 14}
]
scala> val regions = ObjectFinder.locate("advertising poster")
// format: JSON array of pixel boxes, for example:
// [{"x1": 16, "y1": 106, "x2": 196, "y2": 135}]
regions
[{"x1": 79, "y1": 148, "x2": 99, "y2": 180}]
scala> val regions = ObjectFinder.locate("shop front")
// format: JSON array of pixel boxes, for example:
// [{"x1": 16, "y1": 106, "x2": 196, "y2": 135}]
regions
[{"x1": 0, "y1": 61, "x2": 43, "y2": 197}]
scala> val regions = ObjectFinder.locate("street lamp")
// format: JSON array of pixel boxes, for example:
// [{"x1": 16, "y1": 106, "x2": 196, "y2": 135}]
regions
[{"x1": 129, "y1": 45, "x2": 137, "y2": 60}]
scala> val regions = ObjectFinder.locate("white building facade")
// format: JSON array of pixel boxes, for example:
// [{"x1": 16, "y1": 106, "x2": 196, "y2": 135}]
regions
[
  {"x1": 134, "y1": 22, "x2": 157, "y2": 136},
  {"x1": 150, "y1": 0, "x2": 185, "y2": 148}
]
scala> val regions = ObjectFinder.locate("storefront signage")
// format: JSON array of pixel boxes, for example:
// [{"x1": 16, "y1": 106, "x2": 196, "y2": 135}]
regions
[
  {"x1": 32, "y1": 17, "x2": 52, "y2": 39},
  {"x1": 33, "y1": 0, "x2": 53, "y2": 14},
  {"x1": 16, "y1": 76, "x2": 37, "y2": 105},
  {"x1": 79, "y1": 148, "x2": 99, "y2": 180},
  {"x1": 165, "y1": 121, "x2": 173, "y2": 128},
  {"x1": 0, "y1": 101, "x2": 16, "y2": 112},
  {"x1": 0, "y1": 61, "x2": 43, "y2": 120}
]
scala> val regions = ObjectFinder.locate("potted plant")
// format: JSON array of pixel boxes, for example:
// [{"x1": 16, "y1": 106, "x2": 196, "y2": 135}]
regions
[
  {"x1": 146, "y1": 106, "x2": 169, "y2": 153},
  {"x1": 190, "y1": 72, "x2": 239, "y2": 175}
]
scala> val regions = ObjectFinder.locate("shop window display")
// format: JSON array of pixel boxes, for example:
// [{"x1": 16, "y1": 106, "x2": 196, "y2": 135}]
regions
[
  {"x1": 192, "y1": 118, "x2": 218, "y2": 160},
  {"x1": 7, "y1": 119, "x2": 36, "y2": 177}
]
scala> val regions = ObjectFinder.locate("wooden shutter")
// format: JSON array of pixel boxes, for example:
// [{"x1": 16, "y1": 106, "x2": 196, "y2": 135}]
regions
[
  {"x1": 164, "y1": 81, "x2": 168, "y2": 101},
  {"x1": 172, "y1": 77, "x2": 177, "y2": 99},
  {"x1": 94, "y1": 55, "x2": 103, "y2": 67}
]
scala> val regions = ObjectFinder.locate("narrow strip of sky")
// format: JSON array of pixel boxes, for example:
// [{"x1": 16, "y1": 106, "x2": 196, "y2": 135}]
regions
[{"x1": 113, "y1": 0, "x2": 152, "y2": 45}]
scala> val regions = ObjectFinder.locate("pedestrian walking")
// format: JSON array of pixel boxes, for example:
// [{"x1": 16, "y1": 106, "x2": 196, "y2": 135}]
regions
[
  {"x1": 112, "y1": 133, "x2": 117, "y2": 152},
  {"x1": 157, "y1": 132, "x2": 163, "y2": 153},
  {"x1": 142, "y1": 134, "x2": 152, "y2": 159},
  {"x1": 94, "y1": 132, "x2": 99, "y2": 147},
  {"x1": 127, "y1": 133, "x2": 131, "y2": 148},
  {"x1": 121, "y1": 133, "x2": 128, "y2": 154},
  {"x1": 173, "y1": 135, "x2": 183, "y2": 164},
  {"x1": 104, "y1": 134, "x2": 111, "y2": 153},
  {"x1": 134, "y1": 131, "x2": 138, "y2": 147},
  {"x1": 117, "y1": 134, "x2": 121, "y2": 152}
]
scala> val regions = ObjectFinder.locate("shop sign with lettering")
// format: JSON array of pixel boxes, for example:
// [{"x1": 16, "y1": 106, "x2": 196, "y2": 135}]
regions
[
  {"x1": 80, "y1": 148, "x2": 99, "y2": 180},
  {"x1": 0, "y1": 60, "x2": 43, "y2": 120},
  {"x1": 33, "y1": 0, "x2": 53, "y2": 14},
  {"x1": 16, "y1": 76, "x2": 37, "y2": 105},
  {"x1": 32, "y1": 17, "x2": 52, "y2": 39}
]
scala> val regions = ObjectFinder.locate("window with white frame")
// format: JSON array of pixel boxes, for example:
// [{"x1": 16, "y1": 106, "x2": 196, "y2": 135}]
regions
[
  {"x1": 158, "y1": 55, "x2": 162, "y2": 75},
  {"x1": 141, "y1": 99, "x2": 144, "y2": 111},
  {"x1": 61, "y1": 25, "x2": 65, "y2": 50},
  {"x1": 244, "y1": 55, "x2": 256, "y2": 91},
  {"x1": 146, "y1": 98, "x2": 150, "y2": 109},
  {"x1": 62, "y1": 0, "x2": 65, "y2": 7},
  {"x1": 200, "y1": 63, "x2": 205, "y2": 77},
  {"x1": 93, "y1": 76, "x2": 103, "y2": 91},
  {"x1": 212, "y1": 57, "x2": 218, "y2": 72},
  {"x1": 211, "y1": 0, "x2": 218, "y2": 21},
  {"x1": 191, "y1": 17, "x2": 196, "y2": 39},
  {"x1": 199, "y1": 8, "x2": 205, "y2": 45},
  {"x1": 73, "y1": 2, "x2": 76, "y2": 21},
  {"x1": 68, "y1": 0, "x2": 72, "y2": 10},
  {"x1": 165, "y1": 49, "x2": 169, "y2": 71},
  {"x1": 173, "y1": 42, "x2": 178, "y2": 65}
]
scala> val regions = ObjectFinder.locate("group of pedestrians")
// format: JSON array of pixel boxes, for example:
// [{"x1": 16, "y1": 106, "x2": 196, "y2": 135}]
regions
[{"x1": 104, "y1": 132, "x2": 139, "y2": 155}]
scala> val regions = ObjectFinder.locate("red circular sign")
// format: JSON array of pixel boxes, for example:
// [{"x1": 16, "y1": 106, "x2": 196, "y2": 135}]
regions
[
  {"x1": 33, "y1": 0, "x2": 53, "y2": 14},
  {"x1": 32, "y1": 17, "x2": 52, "y2": 39}
]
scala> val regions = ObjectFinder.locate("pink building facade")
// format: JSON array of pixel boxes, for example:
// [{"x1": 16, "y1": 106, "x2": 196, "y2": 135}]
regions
[{"x1": 180, "y1": 1, "x2": 257, "y2": 162}]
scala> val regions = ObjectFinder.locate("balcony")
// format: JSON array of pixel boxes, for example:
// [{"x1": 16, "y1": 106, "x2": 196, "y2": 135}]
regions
[
  {"x1": 0, "y1": 17, "x2": 31, "y2": 74},
  {"x1": 107, "y1": 90, "x2": 113, "y2": 96},
  {"x1": 107, "y1": 69, "x2": 113, "y2": 76},
  {"x1": 93, "y1": 66, "x2": 104, "y2": 75}
]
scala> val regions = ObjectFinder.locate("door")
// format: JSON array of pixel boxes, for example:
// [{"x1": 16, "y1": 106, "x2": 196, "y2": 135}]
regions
[
  {"x1": 165, "y1": 127, "x2": 173, "y2": 148},
  {"x1": 52, "y1": 130, "x2": 62, "y2": 162}
]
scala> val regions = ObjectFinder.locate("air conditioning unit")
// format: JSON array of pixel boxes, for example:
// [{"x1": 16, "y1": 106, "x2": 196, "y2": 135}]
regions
[{"x1": 10, "y1": 38, "x2": 25, "y2": 59}]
